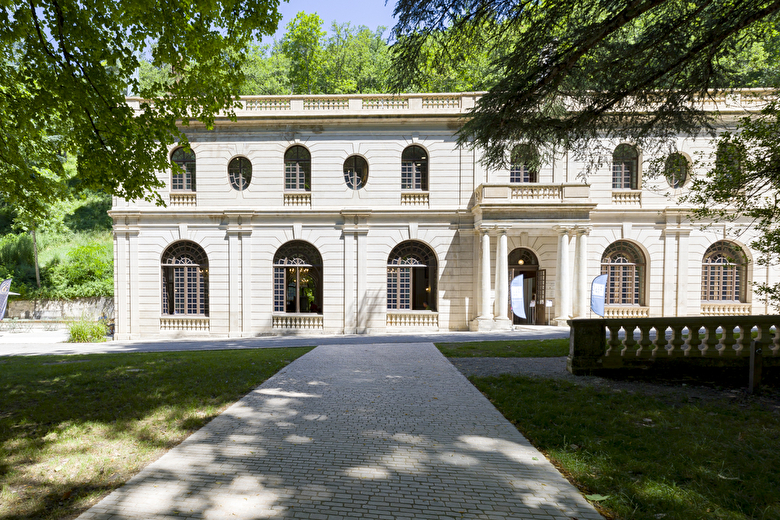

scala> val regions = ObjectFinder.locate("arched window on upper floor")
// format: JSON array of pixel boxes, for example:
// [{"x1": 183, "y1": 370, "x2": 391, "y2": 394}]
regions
[
  {"x1": 401, "y1": 145, "x2": 428, "y2": 191},
  {"x1": 171, "y1": 147, "x2": 196, "y2": 192},
  {"x1": 612, "y1": 144, "x2": 638, "y2": 190},
  {"x1": 701, "y1": 241, "x2": 746, "y2": 302},
  {"x1": 510, "y1": 144, "x2": 539, "y2": 183},
  {"x1": 285, "y1": 146, "x2": 311, "y2": 191},
  {"x1": 601, "y1": 241, "x2": 645, "y2": 306}
]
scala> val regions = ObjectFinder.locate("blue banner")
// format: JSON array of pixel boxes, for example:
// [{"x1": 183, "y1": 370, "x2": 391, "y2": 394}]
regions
[
  {"x1": 510, "y1": 275, "x2": 526, "y2": 319},
  {"x1": 590, "y1": 274, "x2": 608, "y2": 317},
  {"x1": 0, "y1": 278, "x2": 11, "y2": 320}
]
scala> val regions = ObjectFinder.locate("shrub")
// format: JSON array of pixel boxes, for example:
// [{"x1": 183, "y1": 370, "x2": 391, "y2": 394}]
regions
[
  {"x1": 48, "y1": 242, "x2": 113, "y2": 298},
  {"x1": 68, "y1": 319, "x2": 107, "y2": 342}
]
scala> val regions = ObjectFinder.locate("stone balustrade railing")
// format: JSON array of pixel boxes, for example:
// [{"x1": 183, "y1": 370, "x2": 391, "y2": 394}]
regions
[
  {"x1": 284, "y1": 192, "x2": 312, "y2": 208},
  {"x1": 273, "y1": 314, "x2": 323, "y2": 330},
  {"x1": 568, "y1": 315, "x2": 780, "y2": 375},
  {"x1": 401, "y1": 192, "x2": 430, "y2": 206},
  {"x1": 160, "y1": 316, "x2": 210, "y2": 331},
  {"x1": 476, "y1": 183, "x2": 590, "y2": 205},
  {"x1": 701, "y1": 303, "x2": 752, "y2": 316},
  {"x1": 611, "y1": 190, "x2": 642, "y2": 206},
  {"x1": 604, "y1": 306, "x2": 650, "y2": 318},
  {"x1": 387, "y1": 311, "x2": 439, "y2": 328},
  {"x1": 170, "y1": 193, "x2": 197, "y2": 206}
]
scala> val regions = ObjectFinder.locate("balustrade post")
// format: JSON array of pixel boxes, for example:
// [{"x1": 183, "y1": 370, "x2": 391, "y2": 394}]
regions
[
  {"x1": 669, "y1": 324, "x2": 686, "y2": 356},
  {"x1": 606, "y1": 324, "x2": 623, "y2": 357},
  {"x1": 623, "y1": 324, "x2": 637, "y2": 354},
  {"x1": 702, "y1": 323, "x2": 720, "y2": 356},
  {"x1": 637, "y1": 325, "x2": 654, "y2": 358},
  {"x1": 719, "y1": 324, "x2": 737, "y2": 357}
]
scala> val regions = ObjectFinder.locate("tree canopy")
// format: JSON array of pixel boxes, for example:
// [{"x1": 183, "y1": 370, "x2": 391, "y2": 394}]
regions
[
  {"x1": 390, "y1": 0, "x2": 780, "y2": 167},
  {"x1": 0, "y1": 0, "x2": 284, "y2": 216}
]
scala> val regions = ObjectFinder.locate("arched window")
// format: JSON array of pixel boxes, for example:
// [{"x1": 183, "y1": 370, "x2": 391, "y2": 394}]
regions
[
  {"x1": 601, "y1": 241, "x2": 645, "y2": 306},
  {"x1": 702, "y1": 242, "x2": 746, "y2": 302},
  {"x1": 387, "y1": 241, "x2": 437, "y2": 311},
  {"x1": 171, "y1": 147, "x2": 196, "y2": 192},
  {"x1": 161, "y1": 241, "x2": 208, "y2": 316},
  {"x1": 401, "y1": 145, "x2": 428, "y2": 191},
  {"x1": 510, "y1": 144, "x2": 539, "y2": 183},
  {"x1": 274, "y1": 241, "x2": 322, "y2": 314},
  {"x1": 285, "y1": 146, "x2": 311, "y2": 191},
  {"x1": 612, "y1": 144, "x2": 638, "y2": 190},
  {"x1": 229, "y1": 157, "x2": 252, "y2": 191},
  {"x1": 664, "y1": 152, "x2": 689, "y2": 189},
  {"x1": 344, "y1": 155, "x2": 368, "y2": 190}
]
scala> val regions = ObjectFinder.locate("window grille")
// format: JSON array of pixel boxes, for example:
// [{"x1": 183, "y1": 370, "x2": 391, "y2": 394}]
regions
[
  {"x1": 161, "y1": 241, "x2": 208, "y2": 316},
  {"x1": 701, "y1": 242, "x2": 745, "y2": 302},
  {"x1": 387, "y1": 241, "x2": 436, "y2": 310},
  {"x1": 273, "y1": 241, "x2": 322, "y2": 314},
  {"x1": 601, "y1": 241, "x2": 645, "y2": 305}
]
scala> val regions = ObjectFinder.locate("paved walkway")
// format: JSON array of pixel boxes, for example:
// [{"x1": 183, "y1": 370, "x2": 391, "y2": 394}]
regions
[{"x1": 78, "y1": 342, "x2": 602, "y2": 520}]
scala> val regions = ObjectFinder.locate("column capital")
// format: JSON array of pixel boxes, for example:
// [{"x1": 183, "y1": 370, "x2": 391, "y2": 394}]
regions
[
  {"x1": 573, "y1": 225, "x2": 592, "y2": 236},
  {"x1": 552, "y1": 225, "x2": 573, "y2": 236}
]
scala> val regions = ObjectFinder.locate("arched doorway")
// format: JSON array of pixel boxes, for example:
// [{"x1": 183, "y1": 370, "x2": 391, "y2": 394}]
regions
[
  {"x1": 387, "y1": 241, "x2": 437, "y2": 311},
  {"x1": 508, "y1": 248, "x2": 546, "y2": 325}
]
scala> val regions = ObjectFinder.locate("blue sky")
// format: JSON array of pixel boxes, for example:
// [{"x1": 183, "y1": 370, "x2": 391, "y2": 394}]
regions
[{"x1": 261, "y1": 0, "x2": 399, "y2": 44}]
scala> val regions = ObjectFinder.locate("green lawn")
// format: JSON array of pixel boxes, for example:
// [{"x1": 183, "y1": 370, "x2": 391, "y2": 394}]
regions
[
  {"x1": 440, "y1": 338, "x2": 780, "y2": 520},
  {"x1": 0, "y1": 347, "x2": 313, "y2": 520},
  {"x1": 436, "y1": 338, "x2": 568, "y2": 357}
]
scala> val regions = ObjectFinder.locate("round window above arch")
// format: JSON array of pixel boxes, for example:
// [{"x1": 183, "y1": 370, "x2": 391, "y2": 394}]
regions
[
  {"x1": 664, "y1": 152, "x2": 689, "y2": 189},
  {"x1": 228, "y1": 157, "x2": 252, "y2": 191},
  {"x1": 343, "y1": 155, "x2": 368, "y2": 190}
]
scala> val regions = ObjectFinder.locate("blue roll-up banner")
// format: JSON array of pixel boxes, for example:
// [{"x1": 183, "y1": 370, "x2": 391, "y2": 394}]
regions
[
  {"x1": 510, "y1": 274, "x2": 526, "y2": 319},
  {"x1": 0, "y1": 278, "x2": 12, "y2": 320},
  {"x1": 590, "y1": 274, "x2": 608, "y2": 317}
]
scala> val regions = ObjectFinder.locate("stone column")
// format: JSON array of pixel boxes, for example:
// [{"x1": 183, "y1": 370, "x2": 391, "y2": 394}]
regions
[
  {"x1": 494, "y1": 229, "x2": 511, "y2": 327},
  {"x1": 470, "y1": 228, "x2": 494, "y2": 331},
  {"x1": 572, "y1": 227, "x2": 590, "y2": 318},
  {"x1": 480, "y1": 229, "x2": 492, "y2": 319},
  {"x1": 554, "y1": 226, "x2": 572, "y2": 324}
]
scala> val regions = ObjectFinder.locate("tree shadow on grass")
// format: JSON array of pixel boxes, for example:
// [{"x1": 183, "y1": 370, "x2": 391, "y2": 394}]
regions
[{"x1": 0, "y1": 348, "x2": 312, "y2": 519}]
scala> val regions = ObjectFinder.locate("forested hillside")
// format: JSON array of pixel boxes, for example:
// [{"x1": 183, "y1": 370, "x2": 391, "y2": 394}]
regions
[{"x1": 0, "y1": 189, "x2": 113, "y2": 299}]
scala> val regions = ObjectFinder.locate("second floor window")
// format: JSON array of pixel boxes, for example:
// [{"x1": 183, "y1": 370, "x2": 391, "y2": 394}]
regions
[
  {"x1": 510, "y1": 144, "x2": 539, "y2": 183},
  {"x1": 612, "y1": 144, "x2": 638, "y2": 190},
  {"x1": 171, "y1": 147, "x2": 196, "y2": 192},
  {"x1": 229, "y1": 157, "x2": 252, "y2": 191},
  {"x1": 401, "y1": 145, "x2": 428, "y2": 191},
  {"x1": 285, "y1": 146, "x2": 311, "y2": 191}
]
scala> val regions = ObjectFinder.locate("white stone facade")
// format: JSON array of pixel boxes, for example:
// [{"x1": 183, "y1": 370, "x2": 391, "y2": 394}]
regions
[{"x1": 112, "y1": 92, "x2": 779, "y2": 339}]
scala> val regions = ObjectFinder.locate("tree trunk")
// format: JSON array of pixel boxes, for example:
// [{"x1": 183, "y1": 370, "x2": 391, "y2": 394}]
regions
[{"x1": 31, "y1": 229, "x2": 40, "y2": 289}]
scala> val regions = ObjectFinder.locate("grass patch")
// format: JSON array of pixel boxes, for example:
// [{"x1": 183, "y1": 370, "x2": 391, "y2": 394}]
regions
[
  {"x1": 436, "y1": 338, "x2": 568, "y2": 358},
  {"x1": 0, "y1": 347, "x2": 313, "y2": 519},
  {"x1": 472, "y1": 375, "x2": 780, "y2": 520}
]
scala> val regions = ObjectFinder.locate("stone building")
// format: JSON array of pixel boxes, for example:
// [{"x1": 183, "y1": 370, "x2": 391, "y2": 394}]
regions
[{"x1": 111, "y1": 92, "x2": 778, "y2": 340}]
